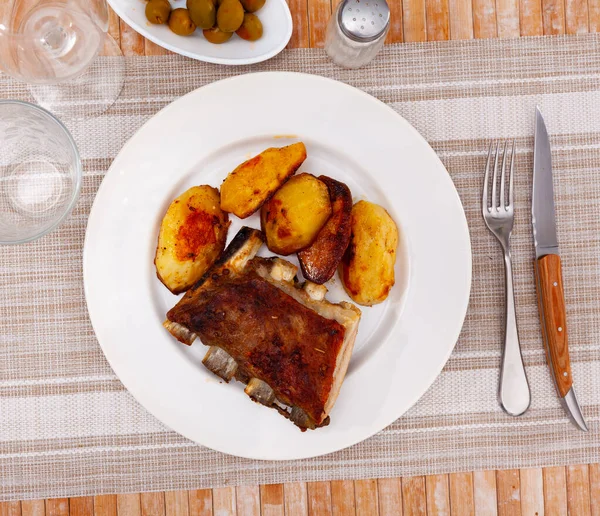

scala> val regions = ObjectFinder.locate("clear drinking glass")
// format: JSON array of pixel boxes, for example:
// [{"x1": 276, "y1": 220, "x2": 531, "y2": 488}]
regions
[
  {"x1": 0, "y1": 100, "x2": 81, "y2": 244},
  {"x1": 0, "y1": 0, "x2": 125, "y2": 119}
]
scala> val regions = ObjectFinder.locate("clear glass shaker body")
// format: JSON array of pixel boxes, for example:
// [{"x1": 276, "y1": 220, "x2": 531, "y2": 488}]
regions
[{"x1": 325, "y1": 0, "x2": 390, "y2": 69}]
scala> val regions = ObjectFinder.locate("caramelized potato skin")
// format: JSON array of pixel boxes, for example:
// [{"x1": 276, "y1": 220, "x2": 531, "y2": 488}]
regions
[
  {"x1": 155, "y1": 185, "x2": 230, "y2": 294},
  {"x1": 261, "y1": 173, "x2": 332, "y2": 255},
  {"x1": 339, "y1": 200, "x2": 398, "y2": 306},
  {"x1": 220, "y1": 142, "x2": 307, "y2": 219},
  {"x1": 298, "y1": 176, "x2": 352, "y2": 284}
]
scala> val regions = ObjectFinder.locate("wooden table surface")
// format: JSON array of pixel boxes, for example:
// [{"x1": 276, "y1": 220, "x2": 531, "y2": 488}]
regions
[{"x1": 4, "y1": 3, "x2": 598, "y2": 515}]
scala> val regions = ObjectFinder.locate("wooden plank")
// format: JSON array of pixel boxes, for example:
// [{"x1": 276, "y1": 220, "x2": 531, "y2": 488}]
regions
[
  {"x1": 425, "y1": 475, "x2": 450, "y2": 516},
  {"x1": 590, "y1": 0, "x2": 600, "y2": 31},
  {"x1": 47, "y1": 500, "x2": 69, "y2": 516},
  {"x1": 591, "y1": 464, "x2": 600, "y2": 516},
  {"x1": 565, "y1": 0, "x2": 589, "y2": 32},
  {"x1": 377, "y1": 479, "x2": 402, "y2": 516},
  {"x1": 473, "y1": 471, "x2": 498, "y2": 516},
  {"x1": 69, "y1": 498, "x2": 93, "y2": 516},
  {"x1": 541, "y1": 0, "x2": 565, "y2": 33},
  {"x1": 448, "y1": 473, "x2": 474, "y2": 516},
  {"x1": 94, "y1": 496, "x2": 117, "y2": 516},
  {"x1": 21, "y1": 501, "x2": 45, "y2": 516},
  {"x1": 212, "y1": 488, "x2": 237, "y2": 516},
  {"x1": 402, "y1": 0, "x2": 427, "y2": 41},
  {"x1": 0, "y1": 502, "x2": 22, "y2": 516},
  {"x1": 355, "y1": 479, "x2": 378, "y2": 516},
  {"x1": 330, "y1": 481, "x2": 355, "y2": 516},
  {"x1": 107, "y1": 7, "x2": 121, "y2": 44},
  {"x1": 566, "y1": 465, "x2": 591, "y2": 516},
  {"x1": 164, "y1": 492, "x2": 188, "y2": 516},
  {"x1": 448, "y1": 0, "x2": 474, "y2": 38},
  {"x1": 308, "y1": 0, "x2": 330, "y2": 47},
  {"x1": 306, "y1": 482, "x2": 332, "y2": 516},
  {"x1": 116, "y1": 495, "x2": 141, "y2": 516},
  {"x1": 235, "y1": 486, "x2": 260, "y2": 516},
  {"x1": 144, "y1": 39, "x2": 171, "y2": 56},
  {"x1": 425, "y1": 0, "x2": 450, "y2": 40},
  {"x1": 472, "y1": 0, "x2": 498, "y2": 37},
  {"x1": 284, "y1": 483, "x2": 308, "y2": 516},
  {"x1": 543, "y1": 467, "x2": 567, "y2": 516},
  {"x1": 519, "y1": 0, "x2": 543, "y2": 34},
  {"x1": 119, "y1": 19, "x2": 146, "y2": 56},
  {"x1": 140, "y1": 494, "x2": 165, "y2": 516},
  {"x1": 496, "y1": 470, "x2": 520, "y2": 516},
  {"x1": 288, "y1": 0, "x2": 310, "y2": 47},
  {"x1": 385, "y1": 0, "x2": 405, "y2": 43},
  {"x1": 402, "y1": 477, "x2": 426, "y2": 516},
  {"x1": 188, "y1": 491, "x2": 212, "y2": 516},
  {"x1": 520, "y1": 469, "x2": 544, "y2": 516},
  {"x1": 495, "y1": 0, "x2": 520, "y2": 36},
  {"x1": 259, "y1": 485, "x2": 284, "y2": 516}
]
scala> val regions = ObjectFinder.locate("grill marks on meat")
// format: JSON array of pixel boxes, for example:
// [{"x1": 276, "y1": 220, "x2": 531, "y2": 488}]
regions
[{"x1": 164, "y1": 227, "x2": 361, "y2": 430}]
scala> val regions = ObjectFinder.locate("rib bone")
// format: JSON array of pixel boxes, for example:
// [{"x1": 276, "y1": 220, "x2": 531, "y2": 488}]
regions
[
  {"x1": 245, "y1": 378, "x2": 276, "y2": 405},
  {"x1": 202, "y1": 346, "x2": 238, "y2": 382}
]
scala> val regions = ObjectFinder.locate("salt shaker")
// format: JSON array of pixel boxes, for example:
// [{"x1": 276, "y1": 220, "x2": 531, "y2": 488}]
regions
[{"x1": 325, "y1": 0, "x2": 390, "y2": 69}]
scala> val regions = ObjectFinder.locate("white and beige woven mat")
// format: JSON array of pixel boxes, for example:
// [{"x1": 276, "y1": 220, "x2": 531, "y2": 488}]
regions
[{"x1": 1, "y1": 34, "x2": 599, "y2": 501}]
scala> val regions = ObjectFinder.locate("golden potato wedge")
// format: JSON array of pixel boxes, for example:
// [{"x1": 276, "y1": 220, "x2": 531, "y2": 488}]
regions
[
  {"x1": 261, "y1": 173, "x2": 332, "y2": 255},
  {"x1": 339, "y1": 200, "x2": 398, "y2": 306},
  {"x1": 298, "y1": 176, "x2": 352, "y2": 284},
  {"x1": 155, "y1": 185, "x2": 230, "y2": 294},
  {"x1": 220, "y1": 142, "x2": 307, "y2": 219}
]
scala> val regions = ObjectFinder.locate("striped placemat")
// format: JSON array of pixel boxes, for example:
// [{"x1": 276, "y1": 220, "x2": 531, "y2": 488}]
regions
[{"x1": 1, "y1": 34, "x2": 599, "y2": 501}]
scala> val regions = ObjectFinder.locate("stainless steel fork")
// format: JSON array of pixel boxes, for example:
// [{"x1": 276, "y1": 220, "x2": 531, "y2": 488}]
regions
[{"x1": 482, "y1": 140, "x2": 531, "y2": 416}]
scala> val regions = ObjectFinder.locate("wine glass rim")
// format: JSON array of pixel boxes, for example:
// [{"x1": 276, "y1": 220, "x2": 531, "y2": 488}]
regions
[{"x1": 0, "y1": 100, "x2": 82, "y2": 245}]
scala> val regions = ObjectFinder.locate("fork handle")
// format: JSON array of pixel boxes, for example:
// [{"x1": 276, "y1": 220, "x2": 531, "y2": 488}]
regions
[{"x1": 499, "y1": 250, "x2": 531, "y2": 416}]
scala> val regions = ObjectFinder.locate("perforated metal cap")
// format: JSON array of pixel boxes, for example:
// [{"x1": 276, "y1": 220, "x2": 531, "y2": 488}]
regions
[{"x1": 338, "y1": 0, "x2": 390, "y2": 42}]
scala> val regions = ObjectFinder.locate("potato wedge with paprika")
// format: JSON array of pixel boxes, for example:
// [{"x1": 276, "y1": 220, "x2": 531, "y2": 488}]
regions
[
  {"x1": 261, "y1": 173, "x2": 332, "y2": 255},
  {"x1": 220, "y1": 142, "x2": 307, "y2": 219},
  {"x1": 155, "y1": 185, "x2": 230, "y2": 294}
]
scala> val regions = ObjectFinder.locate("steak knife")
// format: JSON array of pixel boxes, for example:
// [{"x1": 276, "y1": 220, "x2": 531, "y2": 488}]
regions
[{"x1": 532, "y1": 107, "x2": 588, "y2": 432}]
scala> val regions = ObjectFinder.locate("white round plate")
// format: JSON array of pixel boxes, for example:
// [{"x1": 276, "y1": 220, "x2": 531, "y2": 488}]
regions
[
  {"x1": 84, "y1": 72, "x2": 471, "y2": 461},
  {"x1": 108, "y1": 0, "x2": 292, "y2": 65}
]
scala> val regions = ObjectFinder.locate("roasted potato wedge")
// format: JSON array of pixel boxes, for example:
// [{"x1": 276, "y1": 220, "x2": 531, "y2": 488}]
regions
[
  {"x1": 339, "y1": 200, "x2": 398, "y2": 306},
  {"x1": 155, "y1": 185, "x2": 230, "y2": 294},
  {"x1": 298, "y1": 176, "x2": 352, "y2": 284},
  {"x1": 261, "y1": 173, "x2": 332, "y2": 255},
  {"x1": 220, "y1": 142, "x2": 307, "y2": 219}
]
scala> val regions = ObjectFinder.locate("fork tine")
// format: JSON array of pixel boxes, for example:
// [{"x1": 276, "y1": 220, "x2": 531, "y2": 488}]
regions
[
  {"x1": 491, "y1": 141, "x2": 500, "y2": 210},
  {"x1": 500, "y1": 140, "x2": 508, "y2": 209},
  {"x1": 509, "y1": 139, "x2": 516, "y2": 207},
  {"x1": 483, "y1": 142, "x2": 493, "y2": 214}
]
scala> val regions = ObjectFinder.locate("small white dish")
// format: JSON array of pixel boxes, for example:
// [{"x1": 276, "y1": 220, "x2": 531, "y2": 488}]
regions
[{"x1": 108, "y1": 0, "x2": 293, "y2": 65}]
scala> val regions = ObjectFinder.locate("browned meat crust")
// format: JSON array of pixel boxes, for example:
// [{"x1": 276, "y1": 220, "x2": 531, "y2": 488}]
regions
[{"x1": 167, "y1": 268, "x2": 345, "y2": 425}]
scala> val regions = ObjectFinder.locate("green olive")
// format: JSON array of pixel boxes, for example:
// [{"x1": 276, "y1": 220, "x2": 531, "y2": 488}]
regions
[
  {"x1": 235, "y1": 13, "x2": 262, "y2": 40},
  {"x1": 240, "y1": 0, "x2": 265, "y2": 13},
  {"x1": 216, "y1": 0, "x2": 244, "y2": 32},
  {"x1": 203, "y1": 26, "x2": 234, "y2": 43},
  {"x1": 187, "y1": 0, "x2": 216, "y2": 29},
  {"x1": 145, "y1": 0, "x2": 171, "y2": 24},
  {"x1": 168, "y1": 8, "x2": 197, "y2": 35}
]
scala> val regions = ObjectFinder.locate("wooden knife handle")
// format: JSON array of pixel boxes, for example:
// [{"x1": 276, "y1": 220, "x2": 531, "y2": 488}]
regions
[{"x1": 534, "y1": 254, "x2": 572, "y2": 397}]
